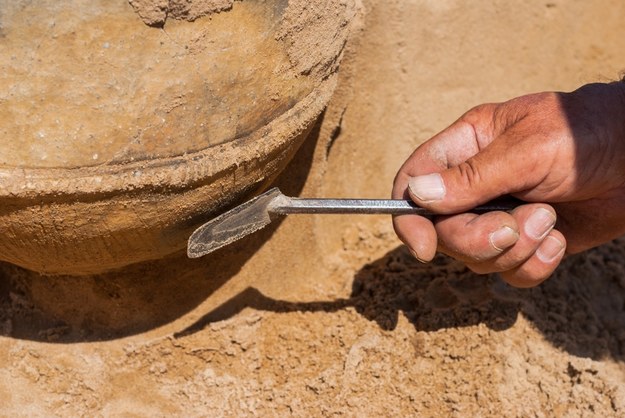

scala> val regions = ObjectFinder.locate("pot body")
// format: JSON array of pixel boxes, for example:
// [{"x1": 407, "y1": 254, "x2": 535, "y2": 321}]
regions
[{"x1": 0, "y1": 0, "x2": 355, "y2": 274}]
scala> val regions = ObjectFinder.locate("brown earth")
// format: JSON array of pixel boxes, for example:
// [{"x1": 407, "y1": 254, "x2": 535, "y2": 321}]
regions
[{"x1": 2, "y1": 0, "x2": 625, "y2": 416}]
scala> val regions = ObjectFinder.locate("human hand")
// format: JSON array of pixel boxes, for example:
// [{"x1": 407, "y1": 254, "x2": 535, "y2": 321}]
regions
[{"x1": 392, "y1": 82, "x2": 625, "y2": 287}]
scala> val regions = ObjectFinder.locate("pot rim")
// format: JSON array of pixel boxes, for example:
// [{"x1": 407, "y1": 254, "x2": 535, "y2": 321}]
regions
[{"x1": 0, "y1": 76, "x2": 336, "y2": 200}]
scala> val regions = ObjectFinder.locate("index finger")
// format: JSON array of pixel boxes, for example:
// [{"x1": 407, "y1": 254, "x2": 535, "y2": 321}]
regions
[
  {"x1": 392, "y1": 103, "x2": 499, "y2": 195},
  {"x1": 391, "y1": 105, "x2": 499, "y2": 261}
]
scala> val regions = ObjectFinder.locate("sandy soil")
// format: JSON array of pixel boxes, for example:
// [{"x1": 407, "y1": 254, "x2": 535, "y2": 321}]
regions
[
  {"x1": 2, "y1": 240, "x2": 625, "y2": 416},
  {"x1": 2, "y1": 0, "x2": 625, "y2": 416}
]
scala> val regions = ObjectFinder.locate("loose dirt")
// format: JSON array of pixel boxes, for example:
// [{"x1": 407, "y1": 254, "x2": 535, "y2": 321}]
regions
[
  {"x1": 128, "y1": 0, "x2": 238, "y2": 26},
  {"x1": 2, "y1": 241, "x2": 625, "y2": 416}
]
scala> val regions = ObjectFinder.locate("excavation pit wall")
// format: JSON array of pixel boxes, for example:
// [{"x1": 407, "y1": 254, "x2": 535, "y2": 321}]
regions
[{"x1": 2, "y1": 0, "x2": 625, "y2": 415}]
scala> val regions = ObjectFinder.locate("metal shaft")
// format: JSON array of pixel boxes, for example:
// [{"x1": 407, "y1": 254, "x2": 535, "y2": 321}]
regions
[{"x1": 269, "y1": 197, "x2": 520, "y2": 215}]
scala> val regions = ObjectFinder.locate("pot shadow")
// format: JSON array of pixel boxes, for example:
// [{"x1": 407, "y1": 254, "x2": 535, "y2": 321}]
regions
[
  {"x1": 0, "y1": 113, "x2": 325, "y2": 343},
  {"x1": 175, "y1": 238, "x2": 625, "y2": 362}
]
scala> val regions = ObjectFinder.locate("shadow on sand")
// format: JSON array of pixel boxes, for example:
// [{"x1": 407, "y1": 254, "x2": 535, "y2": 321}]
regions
[{"x1": 175, "y1": 239, "x2": 625, "y2": 362}]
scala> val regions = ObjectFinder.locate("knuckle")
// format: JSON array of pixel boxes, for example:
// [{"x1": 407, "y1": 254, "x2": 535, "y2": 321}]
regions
[
  {"x1": 462, "y1": 103, "x2": 495, "y2": 122},
  {"x1": 460, "y1": 104, "x2": 497, "y2": 146},
  {"x1": 455, "y1": 159, "x2": 483, "y2": 189}
]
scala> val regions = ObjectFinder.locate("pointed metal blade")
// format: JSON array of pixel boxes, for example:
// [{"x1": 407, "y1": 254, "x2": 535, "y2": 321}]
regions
[{"x1": 187, "y1": 187, "x2": 284, "y2": 258}]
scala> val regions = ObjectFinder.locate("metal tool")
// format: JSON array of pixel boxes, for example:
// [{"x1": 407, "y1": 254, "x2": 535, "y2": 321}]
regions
[{"x1": 187, "y1": 187, "x2": 521, "y2": 258}]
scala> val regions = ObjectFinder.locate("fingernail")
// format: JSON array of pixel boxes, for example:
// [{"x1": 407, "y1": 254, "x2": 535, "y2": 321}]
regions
[
  {"x1": 489, "y1": 226, "x2": 519, "y2": 251},
  {"x1": 408, "y1": 173, "x2": 445, "y2": 202},
  {"x1": 409, "y1": 249, "x2": 427, "y2": 263},
  {"x1": 525, "y1": 208, "x2": 556, "y2": 240},
  {"x1": 536, "y1": 236, "x2": 565, "y2": 263}
]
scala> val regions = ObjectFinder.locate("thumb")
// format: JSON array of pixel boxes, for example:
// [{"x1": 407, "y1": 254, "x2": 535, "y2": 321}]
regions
[{"x1": 407, "y1": 139, "x2": 537, "y2": 213}]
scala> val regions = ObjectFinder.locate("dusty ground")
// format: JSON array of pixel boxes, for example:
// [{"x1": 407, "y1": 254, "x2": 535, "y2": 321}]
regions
[
  {"x1": 3, "y1": 239, "x2": 625, "y2": 416},
  {"x1": 2, "y1": 0, "x2": 625, "y2": 416}
]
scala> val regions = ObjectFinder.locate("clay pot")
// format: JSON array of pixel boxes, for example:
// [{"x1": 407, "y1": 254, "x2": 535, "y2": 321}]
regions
[{"x1": 0, "y1": 0, "x2": 356, "y2": 275}]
